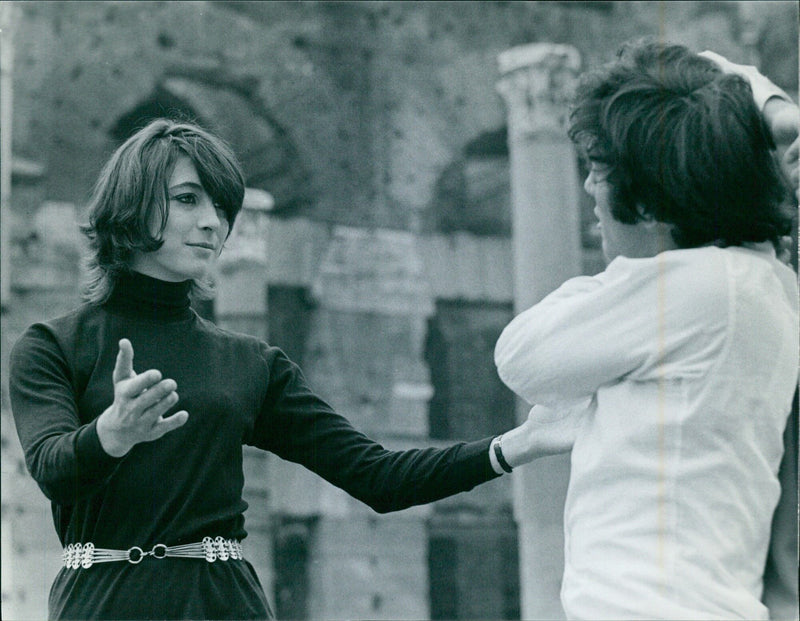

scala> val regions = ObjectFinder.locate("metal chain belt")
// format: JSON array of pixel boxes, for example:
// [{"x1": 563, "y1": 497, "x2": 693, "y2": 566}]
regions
[{"x1": 62, "y1": 536, "x2": 244, "y2": 569}]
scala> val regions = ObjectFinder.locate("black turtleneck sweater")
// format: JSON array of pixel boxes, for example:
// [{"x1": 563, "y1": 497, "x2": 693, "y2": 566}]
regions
[{"x1": 9, "y1": 271, "x2": 498, "y2": 620}]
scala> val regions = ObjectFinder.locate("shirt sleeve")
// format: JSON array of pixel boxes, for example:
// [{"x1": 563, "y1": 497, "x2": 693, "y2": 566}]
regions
[
  {"x1": 8, "y1": 324, "x2": 124, "y2": 505},
  {"x1": 762, "y1": 391, "x2": 800, "y2": 620},
  {"x1": 698, "y1": 50, "x2": 793, "y2": 110},
  {"x1": 494, "y1": 251, "x2": 729, "y2": 405},
  {"x1": 251, "y1": 346, "x2": 500, "y2": 514}
]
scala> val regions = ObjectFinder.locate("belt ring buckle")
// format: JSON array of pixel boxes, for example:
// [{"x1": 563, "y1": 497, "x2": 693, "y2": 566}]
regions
[
  {"x1": 151, "y1": 543, "x2": 167, "y2": 560},
  {"x1": 127, "y1": 546, "x2": 145, "y2": 564}
]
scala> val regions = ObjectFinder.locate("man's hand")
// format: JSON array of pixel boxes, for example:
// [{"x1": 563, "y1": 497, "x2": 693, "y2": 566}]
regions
[
  {"x1": 780, "y1": 134, "x2": 799, "y2": 201},
  {"x1": 497, "y1": 401, "x2": 591, "y2": 469},
  {"x1": 764, "y1": 99, "x2": 800, "y2": 200},
  {"x1": 700, "y1": 50, "x2": 799, "y2": 199},
  {"x1": 96, "y1": 339, "x2": 189, "y2": 458}
]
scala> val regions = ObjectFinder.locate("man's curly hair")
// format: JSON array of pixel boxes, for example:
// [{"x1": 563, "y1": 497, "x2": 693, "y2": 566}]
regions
[{"x1": 568, "y1": 38, "x2": 793, "y2": 249}]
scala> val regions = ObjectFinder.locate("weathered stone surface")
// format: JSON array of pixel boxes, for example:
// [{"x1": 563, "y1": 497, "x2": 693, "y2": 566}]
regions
[
  {"x1": 311, "y1": 226, "x2": 434, "y2": 316},
  {"x1": 308, "y1": 516, "x2": 428, "y2": 620},
  {"x1": 11, "y1": 201, "x2": 82, "y2": 292}
]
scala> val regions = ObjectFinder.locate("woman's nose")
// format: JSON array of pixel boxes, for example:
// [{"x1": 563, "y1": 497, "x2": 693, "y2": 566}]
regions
[{"x1": 197, "y1": 197, "x2": 221, "y2": 231}]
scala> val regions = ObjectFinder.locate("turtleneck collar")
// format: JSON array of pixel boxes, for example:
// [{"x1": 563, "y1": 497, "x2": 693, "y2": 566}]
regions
[{"x1": 105, "y1": 271, "x2": 193, "y2": 322}]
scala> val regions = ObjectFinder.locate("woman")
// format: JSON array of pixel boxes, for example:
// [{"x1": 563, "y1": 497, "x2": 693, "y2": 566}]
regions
[{"x1": 9, "y1": 119, "x2": 540, "y2": 620}]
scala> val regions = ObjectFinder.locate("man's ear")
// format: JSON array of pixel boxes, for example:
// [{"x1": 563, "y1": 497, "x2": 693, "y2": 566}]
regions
[{"x1": 635, "y1": 204, "x2": 658, "y2": 227}]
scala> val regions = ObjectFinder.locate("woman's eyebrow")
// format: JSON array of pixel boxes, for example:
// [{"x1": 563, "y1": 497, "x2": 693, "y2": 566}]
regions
[{"x1": 168, "y1": 181, "x2": 204, "y2": 193}]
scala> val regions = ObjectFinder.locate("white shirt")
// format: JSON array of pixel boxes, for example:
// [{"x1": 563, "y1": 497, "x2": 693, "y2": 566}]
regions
[{"x1": 495, "y1": 244, "x2": 799, "y2": 620}]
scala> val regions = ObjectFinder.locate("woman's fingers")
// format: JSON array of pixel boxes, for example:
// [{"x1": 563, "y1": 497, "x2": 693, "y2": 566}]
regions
[
  {"x1": 117, "y1": 369, "x2": 163, "y2": 399},
  {"x1": 133, "y1": 378, "x2": 177, "y2": 413},
  {"x1": 112, "y1": 339, "x2": 136, "y2": 384},
  {"x1": 151, "y1": 410, "x2": 190, "y2": 439}
]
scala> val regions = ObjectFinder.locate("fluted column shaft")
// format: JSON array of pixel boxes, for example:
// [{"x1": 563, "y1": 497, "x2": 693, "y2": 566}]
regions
[{"x1": 497, "y1": 42, "x2": 582, "y2": 620}]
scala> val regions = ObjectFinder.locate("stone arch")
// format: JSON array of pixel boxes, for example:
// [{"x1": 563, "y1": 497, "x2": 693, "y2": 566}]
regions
[
  {"x1": 431, "y1": 125, "x2": 601, "y2": 260},
  {"x1": 110, "y1": 85, "x2": 202, "y2": 141},
  {"x1": 430, "y1": 126, "x2": 512, "y2": 237},
  {"x1": 108, "y1": 71, "x2": 312, "y2": 215}
]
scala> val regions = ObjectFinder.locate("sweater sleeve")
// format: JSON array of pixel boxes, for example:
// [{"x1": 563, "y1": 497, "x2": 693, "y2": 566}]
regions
[
  {"x1": 9, "y1": 324, "x2": 124, "y2": 505},
  {"x1": 494, "y1": 251, "x2": 729, "y2": 405},
  {"x1": 252, "y1": 346, "x2": 500, "y2": 514}
]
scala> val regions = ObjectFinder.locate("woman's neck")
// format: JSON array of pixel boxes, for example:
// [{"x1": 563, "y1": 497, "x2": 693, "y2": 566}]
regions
[{"x1": 104, "y1": 271, "x2": 193, "y2": 322}]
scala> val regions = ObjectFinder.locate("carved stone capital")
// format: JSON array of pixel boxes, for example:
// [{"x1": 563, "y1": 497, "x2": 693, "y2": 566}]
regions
[{"x1": 496, "y1": 43, "x2": 581, "y2": 138}]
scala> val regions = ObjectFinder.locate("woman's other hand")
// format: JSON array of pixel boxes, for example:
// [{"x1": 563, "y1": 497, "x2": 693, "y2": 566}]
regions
[{"x1": 96, "y1": 339, "x2": 189, "y2": 457}]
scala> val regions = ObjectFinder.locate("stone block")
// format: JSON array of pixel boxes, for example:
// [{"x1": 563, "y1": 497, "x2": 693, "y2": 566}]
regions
[
  {"x1": 243, "y1": 447, "x2": 271, "y2": 530},
  {"x1": 215, "y1": 265, "x2": 267, "y2": 316},
  {"x1": 34, "y1": 202, "x2": 82, "y2": 255},
  {"x1": 215, "y1": 314, "x2": 267, "y2": 341},
  {"x1": 266, "y1": 218, "x2": 328, "y2": 287},
  {"x1": 266, "y1": 454, "x2": 349, "y2": 517},
  {"x1": 311, "y1": 226, "x2": 434, "y2": 317},
  {"x1": 218, "y1": 204, "x2": 271, "y2": 271},
  {"x1": 419, "y1": 234, "x2": 513, "y2": 302},
  {"x1": 387, "y1": 381, "x2": 432, "y2": 437},
  {"x1": 308, "y1": 516, "x2": 429, "y2": 620},
  {"x1": 11, "y1": 201, "x2": 82, "y2": 292}
]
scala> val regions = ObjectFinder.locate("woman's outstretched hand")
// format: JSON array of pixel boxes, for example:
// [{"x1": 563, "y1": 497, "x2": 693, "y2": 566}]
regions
[{"x1": 96, "y1": 339, "x2": 189, "y2": 457}]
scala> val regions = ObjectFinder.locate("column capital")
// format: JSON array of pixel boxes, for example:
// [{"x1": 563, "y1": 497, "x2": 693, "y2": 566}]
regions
[{"x1": 496, "y1": 43, "x2": 581, "y2": 139}]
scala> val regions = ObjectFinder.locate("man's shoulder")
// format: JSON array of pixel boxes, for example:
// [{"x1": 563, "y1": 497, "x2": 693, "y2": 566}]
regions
[
  {"x1": 600, "y1": 246, "x2": 726, "y2": 286},
  {"x1": 608, "y1": 246, "x2": 726, "y2": 272},
  {"x1": 602, "y1": 247, "x2": 734, "y2": 316}
]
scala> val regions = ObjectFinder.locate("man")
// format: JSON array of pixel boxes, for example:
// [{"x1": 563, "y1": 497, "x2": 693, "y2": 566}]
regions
[{"x1": 494, "y1": 39, "x2": 798, "y2": 619}]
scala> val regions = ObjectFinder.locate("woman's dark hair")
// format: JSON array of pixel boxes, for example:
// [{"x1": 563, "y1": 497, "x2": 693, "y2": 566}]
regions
[
  {"x1": 81, "y1": 118, "x2": 245, "y2": 303},
  {"x1": 568, "y1": 38, "x2": 793, "y2": 249}
]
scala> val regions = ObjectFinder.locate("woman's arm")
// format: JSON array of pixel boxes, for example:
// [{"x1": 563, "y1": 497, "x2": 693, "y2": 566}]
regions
[
  {"x1": 9, "y1": 324, "x2": 123, "y2": 504},
  {"x1": 253, "y1": 346, "x2": 501, "y2": 514},
  {"x1": 9, "y1": 328, "x2": 186, "y2": 504},
  {"x1": 762, "y1": 392, "x2": 799, "y2": 620}
]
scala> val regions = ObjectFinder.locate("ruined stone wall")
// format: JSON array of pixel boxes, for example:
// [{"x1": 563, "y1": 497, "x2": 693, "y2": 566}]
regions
[{"x1": 8, "y1": 2, "x2": 795, "y2": 230}]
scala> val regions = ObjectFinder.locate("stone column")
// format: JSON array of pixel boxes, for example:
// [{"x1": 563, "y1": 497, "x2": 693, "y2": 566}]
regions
[
  {"x1": 0, "y1": 1, "x2": 14, "y2": 308},
  {"x1": 307, "y1": 226, "x2": 435, "y2": 440},
  {"x1": 496, "y1": 43, "x2": 582, "y2": 619}
]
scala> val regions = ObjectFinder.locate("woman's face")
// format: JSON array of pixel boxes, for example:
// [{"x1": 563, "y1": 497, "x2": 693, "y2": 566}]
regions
[{"x1": 130, "y1": 155, "x2": 230, "y2": 282}]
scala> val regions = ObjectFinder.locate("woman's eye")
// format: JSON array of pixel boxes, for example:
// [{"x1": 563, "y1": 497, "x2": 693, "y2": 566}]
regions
[{"x1": 172, "y1": 193, "x2": 197, "y2": 205}]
